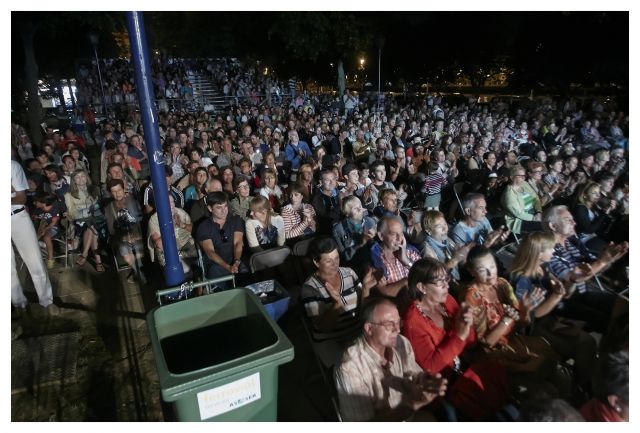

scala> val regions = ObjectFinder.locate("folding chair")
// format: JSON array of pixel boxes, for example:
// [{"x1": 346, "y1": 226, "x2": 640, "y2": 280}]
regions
[
  {"x1": 27, "y1": 217, "x2": 72, "y2": 270},
  {"x1": 247, "y1": 246, "x2": 294, "y2": 287},
  {"x1": 298, "y1": 302, "x2": 343, "y2": 421},
  {"x1": 291, "y1": 237, "x2": 316, "y2": 285}
]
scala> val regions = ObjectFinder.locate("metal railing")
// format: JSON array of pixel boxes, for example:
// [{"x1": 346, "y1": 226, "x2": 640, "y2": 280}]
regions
[{"x1": 80, "y1": 92, "x2": 295, "y2": 116}]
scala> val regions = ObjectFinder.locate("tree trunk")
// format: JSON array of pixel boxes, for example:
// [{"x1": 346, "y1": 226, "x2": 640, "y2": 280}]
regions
[
  {"x1": 67, "y1": 78, "x2": 76, "y2": 109},
  {"x1": 56, "y1": 78, "x2": 66, "y2": 108},
  {"x1": 20, "y1": 21, "x2": 42, "y2": 146},
  {"x1": 337, "y1": 60, "x2": 345, "y2": 98}
]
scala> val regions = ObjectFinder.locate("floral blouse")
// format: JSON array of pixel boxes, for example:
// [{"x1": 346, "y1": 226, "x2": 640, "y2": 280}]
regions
[{"x1": 464, "y1": 277, "x2": 519, "y2": 347}]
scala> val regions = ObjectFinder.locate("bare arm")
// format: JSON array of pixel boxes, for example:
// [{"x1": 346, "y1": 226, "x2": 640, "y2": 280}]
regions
[{"x1": 12, "y1": 189, "x2": 26, "y2": 205}]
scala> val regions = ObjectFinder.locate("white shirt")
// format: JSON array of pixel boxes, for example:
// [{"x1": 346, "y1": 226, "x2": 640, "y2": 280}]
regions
[{"x1": 11, "y1": 160, "x2": 28, "y2": 211}]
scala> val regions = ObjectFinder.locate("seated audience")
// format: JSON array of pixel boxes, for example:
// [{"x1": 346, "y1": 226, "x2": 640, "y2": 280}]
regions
[{"x1": 334, "y1": 297, "x2": 448, "y2": 421}]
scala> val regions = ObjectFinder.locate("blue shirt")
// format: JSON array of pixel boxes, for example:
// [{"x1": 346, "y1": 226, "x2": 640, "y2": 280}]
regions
[
  {"x1": 451, "y1": 217, "x2": 493, "y2": 247},
  {"x1": 284, "y1": 141, "x2": 312, "y2": 170}
]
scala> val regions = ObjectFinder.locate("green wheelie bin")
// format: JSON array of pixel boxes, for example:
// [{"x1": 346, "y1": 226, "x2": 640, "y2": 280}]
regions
[{"x1": 147, "y1": 288, "x2": 294, "y2": 421}]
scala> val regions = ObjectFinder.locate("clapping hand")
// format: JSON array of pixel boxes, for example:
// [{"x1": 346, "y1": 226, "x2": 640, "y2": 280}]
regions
[
  {"x1": 405, "y1": 373, "x2": 448, "y2": 412},
  {"x1": 568, "y1": 262, "x2": 594, "y2": 285},
  {"x1": 521, "y1": 286, "x2": 545, "y2": 313},
  {"x1": 453, "y1": 302, "x2": 473, "y2": 340},
  {"x1": 600, "y1": 241, "x2": 629, "y2": 264}
]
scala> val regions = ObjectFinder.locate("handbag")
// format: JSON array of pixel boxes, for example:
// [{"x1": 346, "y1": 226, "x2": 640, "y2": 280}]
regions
[{"x1": 486, "y1": 333, "x2": 549, "y2": 374}]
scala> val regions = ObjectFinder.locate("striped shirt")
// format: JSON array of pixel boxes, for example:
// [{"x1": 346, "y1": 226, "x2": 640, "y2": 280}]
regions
[
  {"x1": 301, "y1": 267, "x2": 361, "y2": 341},
  {"x1": 423, "y1": 172, "x2": 448, "y2": 196},
  {"x1": 280, "y1": 203, "x2": 316, "y2": 239},
  {"x1": 546, "y1": 237, "x2": 596, "y2": 294}
]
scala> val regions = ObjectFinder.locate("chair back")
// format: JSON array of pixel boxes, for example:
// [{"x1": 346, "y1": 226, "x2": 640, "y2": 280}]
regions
[{"x1": 249, "y1": 246, "x2": 292, "y2": 273}]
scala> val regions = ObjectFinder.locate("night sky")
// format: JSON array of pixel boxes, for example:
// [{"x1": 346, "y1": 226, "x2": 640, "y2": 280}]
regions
[{"x1": 12, "y1": 11, "x2": 629, "y2": 90}]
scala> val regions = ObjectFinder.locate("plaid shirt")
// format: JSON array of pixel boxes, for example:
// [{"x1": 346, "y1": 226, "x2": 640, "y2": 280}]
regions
[
  {"x1": 545, "y1": 236, "x2": 597, "y2": 294},
  {"x1": 370, "y1": 242, "x2": 422, "y2": 284}
]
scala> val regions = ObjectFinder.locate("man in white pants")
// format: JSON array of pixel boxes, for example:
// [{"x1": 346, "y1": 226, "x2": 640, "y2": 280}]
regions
[{"x1": 11, "y1": 160, "x2": 58, "y2": 314}]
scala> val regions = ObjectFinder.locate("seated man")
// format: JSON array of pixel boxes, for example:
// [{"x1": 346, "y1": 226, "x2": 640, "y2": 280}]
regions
[
  {"x1": 195, "y1": 191, "x2": 248, "y2": 288},
  {"x1": 451, "y1": 192, "x2": 509, "y2": 248},
  {"x1": 542, "y1": 205, "x2": 628, "y2": 333},
  {"x1": 370, "y1": 216, "x2": 422, "y2": 297},
  {"x1": 311, "y1": 168, "x2": 342, "y2": 235},
  {"x1": 334, "y1": 297, "x2": 447, "y2": 421},
  {"x1": 142, "y1": 165, "x2": 184, "y2": 214},
  {"x1": 147, "y1": 195, "x2": 197, "y2": 274},
  {"x1": 104, "y1": 179, "x2": 146, "y2": 283}
]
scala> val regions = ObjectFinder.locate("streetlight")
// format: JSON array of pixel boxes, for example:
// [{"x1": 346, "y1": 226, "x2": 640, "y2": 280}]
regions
[
  {"x1": 359, "y1": 58, "x2": 365, "y2": 70},
  {"x1": 88, "y1": 31, "x2": 107, "y2": 117}
]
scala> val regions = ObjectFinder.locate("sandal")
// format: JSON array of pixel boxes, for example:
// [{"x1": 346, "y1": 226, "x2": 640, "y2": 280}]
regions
[
  {"x1": 95, "y1": 262, "x2": 105, "y2": 273},
  {"x1": 75, "y1": 255, "x2": 86, "y2": 266}
]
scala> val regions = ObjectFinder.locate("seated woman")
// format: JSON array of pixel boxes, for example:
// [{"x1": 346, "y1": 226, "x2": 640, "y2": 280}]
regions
[
  {"x1": 332, "y1": 195, "x2": 376, "y2": 276},
  {"x1": 280, "y1": 183, "x2": 317, "y2": 241},
  {"x1": 509, "y1": 231, "x2": 597, "y2": 395},
  {"x1": 64, "y1": 169, "x2": 106, "y2": 272},
  {"x1": 403, "y1": 258, "x2": 509, "y2": 420},
  {"x1": 104, "y1": 179, "x2": 146, "y2": 283},
  {"x1": 573, "y1": 181, "x2": 614, "y2": 253},
  {"x1": 301, "y1": 237, "x2": 375, "y2": 367},
  {"x1": 147, "y1": 195, "x2": 197, "y2": 273},
  {"x1": 526, "y1": 160, "x2": 556, "y2": 208},
  {"x1": 419, "y1": 210, "x2": 473, "y2": 288},
  {"x1": 501, "y1": 165, "x2": 542, "y2": 235},
  {"x1": 182, "y1": 167, "x2": 209, "y2": 212},
  {"x1": 245, "y1": 195, "x2": 285, "y2": 253},
  {"x1": 464, "y1": 245, "x2": 565, "y2": 399},
  {"x1": 220, "y1": 166, "x2": 235, "y2": 197},
  {"x1": 258, "y1": 167, "x2": 285, "y2": 213}
]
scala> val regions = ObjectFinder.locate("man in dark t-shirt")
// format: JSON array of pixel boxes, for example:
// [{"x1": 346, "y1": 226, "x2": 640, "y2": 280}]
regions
[{"x1": 195, "y1": 191, "x2": 247, "y2": 285}]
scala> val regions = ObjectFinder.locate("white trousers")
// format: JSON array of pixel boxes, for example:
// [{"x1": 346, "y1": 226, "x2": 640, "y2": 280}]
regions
[{"x1": 11, "y1": 210, "x2": 53, "y2": 307}]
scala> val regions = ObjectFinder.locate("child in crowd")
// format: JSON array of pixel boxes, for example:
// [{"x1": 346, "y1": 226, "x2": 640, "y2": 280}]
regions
[
  {"x1": 422, "y1": 161, "x2": 449, "y2": 210},
  {"x1": 33, "y1": 193, "x2": 65, "y2": 269}
]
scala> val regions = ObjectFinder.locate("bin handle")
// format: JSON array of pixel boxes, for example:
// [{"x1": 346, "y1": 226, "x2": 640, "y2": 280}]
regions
[{"x1": 155, "y1": 275, "x2": 236, "y2": 305}]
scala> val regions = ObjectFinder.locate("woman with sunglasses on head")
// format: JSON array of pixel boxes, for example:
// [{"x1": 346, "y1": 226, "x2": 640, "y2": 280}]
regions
[
  {"x1": 402, "y1": 257, "x2": 509, "y2": 420},
  {"x1": 245, "y1": 195, "x2": 285, "y2": 253},
  {"x1": 65, "y1": 169, "x2": 105, "y2": 272}
]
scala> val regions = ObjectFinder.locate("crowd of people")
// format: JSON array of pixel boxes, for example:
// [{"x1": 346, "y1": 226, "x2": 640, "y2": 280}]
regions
[
  {"x1": 73, "y1": 56, "x2": 295, "y2": 119},
  {"x1": 11, "y1": 56, "x2": 629, "y2": 421}
]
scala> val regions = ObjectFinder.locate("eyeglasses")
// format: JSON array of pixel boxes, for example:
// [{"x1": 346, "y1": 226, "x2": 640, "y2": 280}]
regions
[
  {"x1": 369, "y1": 319, "x2": 402, "y2": 331},
  {"x1": 427, "y1": 275, "x2": 451, "y2": 288},
  {"x1": 237, "y1": 184, "x2": 250, "y2": 190},
  {"x1": 219, "y1": 229, "x2": 229, "y2": 243},
  {"x1": 531, "y1": 170, "x2": 543, "y2": 174}
]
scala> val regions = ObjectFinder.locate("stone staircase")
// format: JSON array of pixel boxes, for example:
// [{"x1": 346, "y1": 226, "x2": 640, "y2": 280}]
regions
[{"x1": 186, "y1": 70, "x2": 227, "y2": 113}]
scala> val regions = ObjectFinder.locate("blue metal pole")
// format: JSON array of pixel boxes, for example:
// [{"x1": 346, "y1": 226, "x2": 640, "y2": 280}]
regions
[{"x1": 126, "y1": 11, "x2": 184, "y2": 286}]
